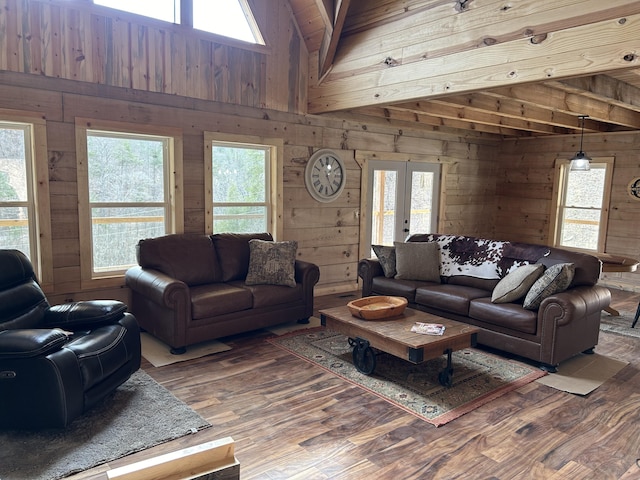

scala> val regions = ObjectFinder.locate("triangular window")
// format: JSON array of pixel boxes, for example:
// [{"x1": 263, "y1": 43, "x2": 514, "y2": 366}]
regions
[{"x1": 93, "y1": 0, "x2": 263, "y2": 45}]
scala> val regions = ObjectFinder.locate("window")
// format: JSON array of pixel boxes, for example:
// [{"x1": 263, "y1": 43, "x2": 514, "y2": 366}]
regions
[
  {"x1": 205, "y1": 133, "x2": 282, "y2": 237},
  {"x1": 551, "y1": 158, "x2": 613, "y2": 252},
  {"x1": 76, "y1": 120, "x2": 183, "y2": 284},
  {"x1": 93, "y1": 0, "x2": 264, "y2": 45},
  {"x1": 0, "y1": 113, "x2": 52, "y2": 289}
]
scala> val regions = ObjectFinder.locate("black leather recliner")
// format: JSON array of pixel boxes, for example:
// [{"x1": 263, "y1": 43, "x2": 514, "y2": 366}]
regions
[{"x1": 0, "y1": 249, "x2": 141, "y2": 429}]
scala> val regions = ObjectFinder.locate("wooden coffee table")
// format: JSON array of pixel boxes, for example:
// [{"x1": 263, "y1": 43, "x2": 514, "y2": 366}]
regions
[{"x1": 319, "y1": 305, "x2": 480, "y2": 387}]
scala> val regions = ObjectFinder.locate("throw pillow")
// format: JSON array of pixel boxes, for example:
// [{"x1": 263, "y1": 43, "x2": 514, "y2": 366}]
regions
[
  {"x1": 372, "y1": 245, "x2": 396, "y2": 278},
  {"x1": 491, "y1": 263, "x2": 544, "y2": 304},
  {"x1": 523, "y1": 263, "x2": 575, "y2": 310},
  {"x1": 394, "y1": 241, "x2": 440, "y2": 282},
  {"x1": 245, "y1": 239, "x2": 297, "y2": 287}
]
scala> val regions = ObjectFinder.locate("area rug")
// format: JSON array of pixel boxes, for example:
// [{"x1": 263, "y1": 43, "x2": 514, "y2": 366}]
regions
[
  {"x1": 141, "y1": 332, "x2": 231, "y2": 367},
  {"x1": 600, "y1": 309, "x2": 640, "y2": 339},
  {"x1": 0, "y1": 370, "x2": 211, "y2": 480},
  {"x1": 269, "y1": 328, "x2": 546, "y2": 427},
  {"x1": 536, "y1": 352, "x2": 628, "y2": 395}
]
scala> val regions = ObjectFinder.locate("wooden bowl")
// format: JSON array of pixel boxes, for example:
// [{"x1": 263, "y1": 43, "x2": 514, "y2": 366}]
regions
[{"x1": 347, "y1": 296, "x2": 408, "y2": 320}]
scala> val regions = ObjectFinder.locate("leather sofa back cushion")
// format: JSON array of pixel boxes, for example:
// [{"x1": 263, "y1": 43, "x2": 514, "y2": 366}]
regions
[
  {"x1": 539, "y1": 248, "x2": 601, "y2": 287},
  {"x1": 212, "y1": 232, "x2": 273, "y2": 282},
  {"x1": 137, "y1": 234, "x2": 223, "y2": 286}
]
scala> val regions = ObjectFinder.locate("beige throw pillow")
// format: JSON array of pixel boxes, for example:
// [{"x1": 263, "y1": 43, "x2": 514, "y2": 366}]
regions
[
  {"x1": 394, "y1": 241, "x2": 440, "y2": 283},
  {"x1": 491, "y1": 263, "x2": 544, "y2": 304},
  {"x1": 245, "y1": 239, "x2": 297, "y2": 287},
  {"x1": 523, "y1": 263, "x2": 575, "y2": 310}
]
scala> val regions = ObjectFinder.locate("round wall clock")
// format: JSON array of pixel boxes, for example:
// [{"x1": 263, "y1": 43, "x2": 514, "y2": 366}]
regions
[
  {"x1": 628, "y1": 177, "x2": 640, "y2": 201},
  {"x1": 304, "y1": 149, "x2": 346, "y2": 203}
]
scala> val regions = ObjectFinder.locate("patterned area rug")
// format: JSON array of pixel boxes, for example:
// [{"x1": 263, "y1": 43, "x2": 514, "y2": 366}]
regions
[
  {"x1": 269, "y1": 328, "x2": 546, "y2": 427},
  {"x1": 600, "y1": 309, "x2": 640, "y2": 338}
]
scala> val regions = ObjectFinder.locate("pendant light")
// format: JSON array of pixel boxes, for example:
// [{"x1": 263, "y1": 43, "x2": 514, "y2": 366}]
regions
[{"x1": 570, "y1": 115, "x2": 591, "y2": 171}]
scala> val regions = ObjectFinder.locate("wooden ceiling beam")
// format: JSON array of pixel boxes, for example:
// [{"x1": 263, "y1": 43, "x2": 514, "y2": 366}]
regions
[
  {"x1": 429, "y1": 93, "x2": 600, "y2": 132},
  {"x1": 550, "y1": 75, "x2": 640, "y2": 111},
  {"x1": 387, "y1": 101, "x2": 564, "y2": 135},
  {"x1": 351, "y1": 106, "x2": 527, "y2": 137},
  {"x1": 309, "y1": 3, "x2": 640, "y2": 113},
  {"x1": 318, "y1": 0, "x2": 352, "y2": 77},
  {"x1": 486, "y1": 83, "x2": 640, "y2": 129}
]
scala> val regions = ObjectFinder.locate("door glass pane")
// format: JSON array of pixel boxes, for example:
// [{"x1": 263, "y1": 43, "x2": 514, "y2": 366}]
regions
[
  {"x1": 408, "y1": 171, "x2": 434, "y2": 235},
  {"x1": 371, "y1": 170, "x2": 397, "y2": 247}
]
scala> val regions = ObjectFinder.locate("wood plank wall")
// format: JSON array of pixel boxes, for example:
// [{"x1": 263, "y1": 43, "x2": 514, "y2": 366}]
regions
[
  {"x1": 0, "y1": 0, "x2": 499, "y2": 302},
  {"x1": 498, "y1": 134, "x2": 640, "y2": 291}
]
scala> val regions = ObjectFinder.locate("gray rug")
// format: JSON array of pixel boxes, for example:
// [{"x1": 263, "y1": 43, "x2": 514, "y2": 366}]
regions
[
  {"x1": 0, "y1": 370, "x2": 210, "y2": 480},
  {"x1": 600, "y1": 309, "x2": 640, "y2": 339}
]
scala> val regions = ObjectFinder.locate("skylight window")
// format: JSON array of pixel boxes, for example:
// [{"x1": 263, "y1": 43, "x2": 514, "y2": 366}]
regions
[{"x1": 93, "y1": 0, "x2": 263, "y2": 44}]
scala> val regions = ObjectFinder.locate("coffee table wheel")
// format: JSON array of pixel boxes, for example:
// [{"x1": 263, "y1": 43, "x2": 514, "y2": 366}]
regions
[
  {"x1": 438, "y1": 368, "x2": 453, "y2": 388},
  {"x1": 352, "y1": 337, "x2": 376, "y2": 375}
]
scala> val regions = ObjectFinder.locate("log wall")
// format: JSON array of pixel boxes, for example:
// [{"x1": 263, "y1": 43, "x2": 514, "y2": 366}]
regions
[
  {"x1": 0, "y1": 0, "x2": 499, "y2": 302},
  {"x1": 498, "y1": 133, "x2": 640, "y2": 291}
]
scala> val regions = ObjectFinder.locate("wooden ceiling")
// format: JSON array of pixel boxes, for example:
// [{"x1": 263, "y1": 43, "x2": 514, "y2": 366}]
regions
[{"x1": 288, "y1": 0, "x2": 640, "y2": 138}]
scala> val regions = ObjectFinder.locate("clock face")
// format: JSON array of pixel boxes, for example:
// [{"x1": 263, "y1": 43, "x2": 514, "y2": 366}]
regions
[{"x1": 305, "y1": 149, "x2": 346, "y2": 202}]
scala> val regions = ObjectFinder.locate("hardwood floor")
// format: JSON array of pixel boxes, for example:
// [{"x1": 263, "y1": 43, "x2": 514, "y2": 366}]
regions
[{"x1": 71, "y1": 289, "x2": 640, "y2": 480}]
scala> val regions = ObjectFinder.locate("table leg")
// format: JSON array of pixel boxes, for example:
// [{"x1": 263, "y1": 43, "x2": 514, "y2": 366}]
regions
[{"x1": 438, "y1": 348, "x2": 454, "y2": 387}]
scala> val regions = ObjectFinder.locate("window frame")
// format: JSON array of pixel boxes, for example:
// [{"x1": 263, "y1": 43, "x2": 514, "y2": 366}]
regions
[
  {"x1": 76, "y1": 118, "x2": 183, "y2": 288},
  {"x1": 204, "y1": 132, "x2": 282, "y2": 239},
  {"x1": 549, "y1": 157, "x2": 614, "y2": 253},
  {"x1": 0, "y1": 109, "x2": 53, "y2": 291}
]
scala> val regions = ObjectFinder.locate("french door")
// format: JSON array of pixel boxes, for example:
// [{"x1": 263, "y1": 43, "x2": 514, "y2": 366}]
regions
[{"x1": 365, "y1": 160, "x2": 440, "y2": 253}]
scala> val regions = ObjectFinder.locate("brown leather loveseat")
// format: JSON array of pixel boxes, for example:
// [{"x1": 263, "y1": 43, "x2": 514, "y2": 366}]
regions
[
  {"x1": 358, "y1": 234, "x2": 611, "y2": 372},
  {"x1": 125, "y1": 233, "x2": 320, "y2": 354}
]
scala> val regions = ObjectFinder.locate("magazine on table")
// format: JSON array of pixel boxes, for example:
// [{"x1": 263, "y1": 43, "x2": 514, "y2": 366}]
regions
[{"x1": 411, "y1": 322, "x2": 446, "y2": 335}]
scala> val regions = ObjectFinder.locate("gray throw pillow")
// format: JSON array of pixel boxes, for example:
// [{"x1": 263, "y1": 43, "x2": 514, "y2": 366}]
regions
[
  {"x1": 372, "y1": 245, "x2": 396, "y2": 278},
  {"x1": 245, "y1": 239, "x2": 297, "y2": 287},
  {"x1": 523, "y1": 263, "x2": 575, "y2": 310},
  {"x1": 491, "y1": 263, "x2": 544, "y2": 304},
  {"x1": 394, "y1": 241, "x2": 440, "y2": 282}
]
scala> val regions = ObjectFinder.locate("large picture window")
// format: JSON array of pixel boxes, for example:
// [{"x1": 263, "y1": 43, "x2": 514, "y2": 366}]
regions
[
  {"x1": 551, "y1": 158, "x2": 613, "y2": 252},
  {"x1": 77, "y1": 120, "x2": 183, "y2": 284},
  {"x1": 0, "y1": 113, "x2": 52, "y2": 289}
]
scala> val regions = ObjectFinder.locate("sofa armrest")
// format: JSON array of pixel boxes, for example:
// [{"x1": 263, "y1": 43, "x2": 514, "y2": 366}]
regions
[
  {"x1": 538, "y1": 285, "x2": 611, "y2": 327},
  {"x1": 358, "y1": 258, "x2": 384, "y2": 297},
  {"x1": 125, "y1": 266, "x2": 190, "y2": 309},
  {"x1": 44, "y1": 300, "x2": 127, "y2": 329},
  {"x1": 294, "y1": 260, "x2": 320, "y2": 286},
  {"x1": 0, "y1": 329, "x2": 68, "y2": 359}
]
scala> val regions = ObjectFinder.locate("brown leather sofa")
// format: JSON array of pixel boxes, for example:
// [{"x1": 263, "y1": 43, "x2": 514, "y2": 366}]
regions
[
  {"x1": 125, "y1": 233, "x2": 320, "y2": 354},
  {"x1": 358, "y1": 234, "x2": 611, "y2": 372}
]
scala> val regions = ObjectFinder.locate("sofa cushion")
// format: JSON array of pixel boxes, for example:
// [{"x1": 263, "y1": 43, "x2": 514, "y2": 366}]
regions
[
  {"x1": 237, "y1": 282, "x2": 303, "y2": 308},
  {"x1": 415, "y1": 284, "x2": 490, "y2": 316},
  {"x1": 137, "y1": 234, "x2": 222, "y2": 286},
  {"x1": 212, "y1": 232, "x2": 273, "y2": 282},
  {"x1": 372, "y1": 277, "x2": 437, "y2": 304},
  {"x1": 245, "y1": 239, "x2": 297, "y2": 287},
  {"x1": 491, "y1": 264, "x2": 545, "y2": 304},
  {"x1": 372, "y1": 245, "x2": 396, "y2": 278},
  {"x1": 394, "y1": 241, "x2": 440, "y2": 282},
  {"x1": 447, "y1": 275, "x2": 500, "y2": 291},
  {"x1": 469, "y1": 298, "x2": 538, "y2": 335},
  {"x1": 523, "y1": 263, "x2": 575, "y2": 310},
  {"x1": 190, "y1": 284, "x2": 253, "y2": 319}
]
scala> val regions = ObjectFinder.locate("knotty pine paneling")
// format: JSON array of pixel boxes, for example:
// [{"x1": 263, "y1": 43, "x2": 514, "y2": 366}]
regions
[
  {"x1": 498, "y1": 133, "x2": 640, "y2": 291},
  {"x1": 0, "y1": 69, "x2": 496, "y2": 297}
]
